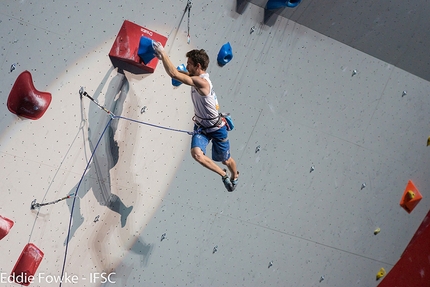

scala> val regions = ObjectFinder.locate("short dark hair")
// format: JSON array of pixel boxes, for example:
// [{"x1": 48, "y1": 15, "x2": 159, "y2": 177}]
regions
[{"x1": 186, "y1": 49, "x2": 210, "y2": 70}]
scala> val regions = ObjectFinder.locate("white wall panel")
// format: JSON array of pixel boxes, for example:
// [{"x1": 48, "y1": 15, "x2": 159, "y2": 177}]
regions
[{"x1": 0, "y1": 1, "x2": 429, "y2": 286}]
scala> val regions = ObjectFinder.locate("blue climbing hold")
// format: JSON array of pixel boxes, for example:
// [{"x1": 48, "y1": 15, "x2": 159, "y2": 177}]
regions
[
  {"x1": 266, "y1": 0, "x2": 302, "y2": 9},
  {"x1": 137, "y1": 36, "x2": 156, "y2": 65},
  {"x1": 217, "y1": 42, "x2": 233, "y2": 67},
  {"x1": 172, "y1": 64, "x2": 188, "y2": 86}
]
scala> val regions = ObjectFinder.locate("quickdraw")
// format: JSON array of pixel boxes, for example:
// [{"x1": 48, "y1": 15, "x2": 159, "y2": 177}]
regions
[{"x1": 187, "y1": 1, "x2": 192, "y2": 44}]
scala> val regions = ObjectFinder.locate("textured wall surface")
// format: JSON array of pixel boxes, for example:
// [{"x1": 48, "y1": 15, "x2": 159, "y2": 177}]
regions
[
  {"x1": 0, "y1": 1, "x2": 429, "y2": 286},
  {"x1": 248, "y1": 0, "x2": 430, "y2": 82}
]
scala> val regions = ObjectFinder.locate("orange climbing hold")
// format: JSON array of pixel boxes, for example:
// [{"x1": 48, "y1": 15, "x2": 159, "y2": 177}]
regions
[
  {"x1": 400, "y1": 180, "x2": 422, "y2": 213},
  {"x1": 7, "y1": 70, "x2": 52, "y2": 120}
]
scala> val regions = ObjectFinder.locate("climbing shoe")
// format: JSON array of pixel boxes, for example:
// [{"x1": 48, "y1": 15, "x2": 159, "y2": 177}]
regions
[
  {"x1": 222, "y1": 171, "x2": 234, "y2": 192},
  {"x1": 231, "y1": 171, "x2": 239, "y2": 189}
]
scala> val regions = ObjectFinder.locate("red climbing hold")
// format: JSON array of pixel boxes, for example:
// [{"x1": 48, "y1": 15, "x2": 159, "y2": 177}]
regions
[
  {"x1": 11, "y1": 243, "x2": 44, "y2": 286},
  {"x1": 7, "y1": 70, "x2": 52, "y2": 120},
  {"x1": 0, "y1": 215, "x2": 14, "y2": 240}
]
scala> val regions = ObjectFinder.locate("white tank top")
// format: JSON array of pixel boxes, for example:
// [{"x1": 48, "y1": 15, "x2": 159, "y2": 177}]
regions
[{"x1": 191, "y1": 73, "x2": 224, "y2": 131}]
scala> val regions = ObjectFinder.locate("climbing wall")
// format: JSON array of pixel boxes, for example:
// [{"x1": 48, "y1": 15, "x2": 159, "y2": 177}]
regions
[
  {"x1": 0, "y1": 1, "x2": 429, "y2": 286},
  {"x1": 246, "y1": 0, "x2": 430, "y2": 83}
]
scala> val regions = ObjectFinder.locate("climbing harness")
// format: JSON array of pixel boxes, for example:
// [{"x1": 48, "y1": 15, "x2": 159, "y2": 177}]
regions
[
  {"x1": 193, "y1": 112, "x2": 235, "y2": 132},
  {"x1": 192, "y1": 113, "x2": 223, "y2": 131}
]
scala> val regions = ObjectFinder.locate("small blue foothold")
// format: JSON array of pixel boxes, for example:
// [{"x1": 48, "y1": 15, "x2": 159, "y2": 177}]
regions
[
  {"x1": 137, "y1": 36, "x2": 156, "y2": 65},
  {"x1": 172, "y1": 64, "x2": 188, "y2": 86},
  {"x1": 217, "y1": 42, "x2": 233, "y2": 67}
]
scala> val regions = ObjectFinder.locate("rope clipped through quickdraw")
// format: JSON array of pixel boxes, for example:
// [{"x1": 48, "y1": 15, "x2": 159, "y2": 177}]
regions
[
  {"x1": 79, "y1": 88, "x2": 196, "y2": 135},
  {"x1": 56, "y1": 86, "x2": 197, "y2": 286},
  {"x1": 79, "y1": 87, "x2": 115, "y2": 118},
  {"x1": 60, "y1": 116, "x2": 113, "y2": 287},
  {"x1": 187, "y1": 0, "x2": 192, "y2": 44}
]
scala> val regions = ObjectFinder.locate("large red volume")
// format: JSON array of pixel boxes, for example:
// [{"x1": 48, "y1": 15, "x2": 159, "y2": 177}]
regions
[
  {"x1": 378, "y1": 210, "x2": 430, "y2": 287},
  {"x1": 109, "y1": 20, "x2": 168, "y2": 73}
]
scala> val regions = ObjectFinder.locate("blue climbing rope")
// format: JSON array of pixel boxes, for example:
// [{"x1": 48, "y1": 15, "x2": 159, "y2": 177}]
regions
[
  {"x1": 59, "y1": 91, "x2": 197, "y2": 286},
  {"x1": 59, "y1": 117, "x2": 113, "y2": 287},
  {"x1": 80, "y1": 88, "x2": 195, "y2": 135},
  {"x1": 114, "y1": 115, "x2": 195, "y2": 135}
]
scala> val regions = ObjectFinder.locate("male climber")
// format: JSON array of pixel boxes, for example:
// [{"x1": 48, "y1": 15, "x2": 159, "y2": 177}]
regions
[{"x1": 153, "y1": 42, "x2": 239, "y2": 192}]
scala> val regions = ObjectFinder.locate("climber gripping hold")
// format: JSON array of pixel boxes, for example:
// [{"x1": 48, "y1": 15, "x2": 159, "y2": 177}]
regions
[{"x1": 153, "y1": 42, "x2": 239, "y2": 192}]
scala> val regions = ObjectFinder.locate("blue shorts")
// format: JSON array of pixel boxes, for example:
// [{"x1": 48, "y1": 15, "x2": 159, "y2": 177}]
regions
[{"x1": 191, "y1": 125, "x2": 231, "y2": 162}]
